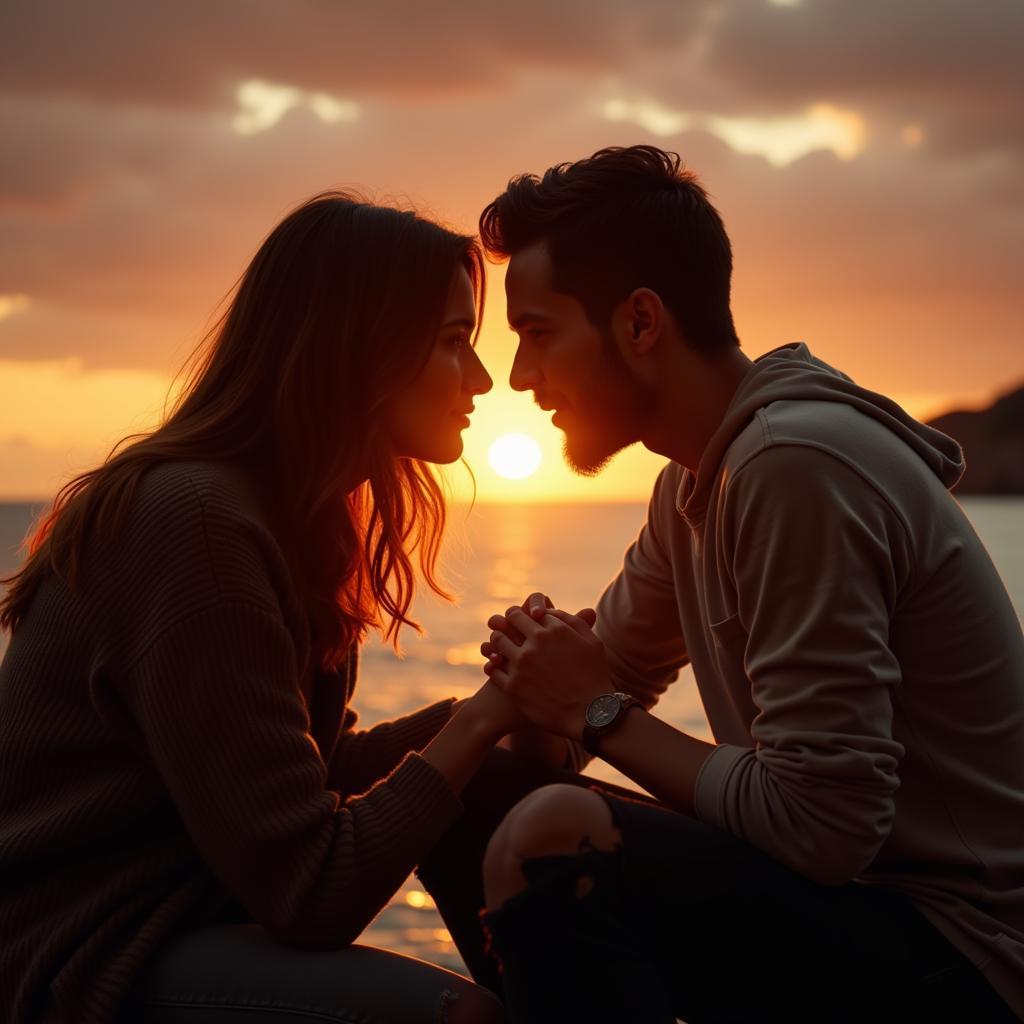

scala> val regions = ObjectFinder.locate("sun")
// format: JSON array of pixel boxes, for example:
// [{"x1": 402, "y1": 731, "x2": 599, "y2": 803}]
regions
[{"x1": 488, "y1": 433, "x2": 542, "y2": 480}]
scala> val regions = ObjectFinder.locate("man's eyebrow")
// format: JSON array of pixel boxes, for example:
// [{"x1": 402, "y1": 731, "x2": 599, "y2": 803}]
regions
[{"x1": 508, "y1": 312, "x2": 551, "y2": 331}]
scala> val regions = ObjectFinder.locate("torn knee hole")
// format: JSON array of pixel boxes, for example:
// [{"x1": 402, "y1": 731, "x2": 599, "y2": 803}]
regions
[
  {"x1": 435, "y1": 988, "x2": 458, "y2": 1024},
  {"x1": 575, "y1": 873, "x2": 595, "y2": 898}
]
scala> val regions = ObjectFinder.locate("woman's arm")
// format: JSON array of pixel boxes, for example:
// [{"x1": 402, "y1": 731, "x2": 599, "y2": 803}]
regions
[
  {"x1": 419, "y1": 682, "x2": 526, "y2": 792},
  {"x1": 327, "y1": 699, "x2": 458, "y2": 796},
  {"x1": 117, "y1": 602, "x2": 522, "y2": 951}
]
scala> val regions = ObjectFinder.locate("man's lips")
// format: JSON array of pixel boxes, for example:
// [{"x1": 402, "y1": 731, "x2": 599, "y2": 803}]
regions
[{"x1": 535, "y1": 397, "x2": 566, "y2": 413}]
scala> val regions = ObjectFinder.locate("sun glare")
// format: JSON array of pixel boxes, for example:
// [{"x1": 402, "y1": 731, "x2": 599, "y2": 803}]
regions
[{"x1": 488, "y1": 433, "x2": 542, "y2": 480}]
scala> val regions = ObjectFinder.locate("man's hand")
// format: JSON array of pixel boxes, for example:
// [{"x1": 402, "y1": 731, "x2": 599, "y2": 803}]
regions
[
  {"x1": 483, "y1": 605, "x2": 612, "y2": 739},
  {"x1": 480, "y1": 591, "x2": 597, "y2": 666}
]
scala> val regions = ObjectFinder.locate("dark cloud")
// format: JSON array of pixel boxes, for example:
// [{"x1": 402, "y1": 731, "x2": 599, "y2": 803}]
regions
[
  {"x1": 0, "y1": 0, "x2": 1020, "y2": 403},
  {"x1": 0, "y1": 96, "x2": 200, "y2": 209},
  {"x1": 708, "y1": 0, "x2": 1024, "y2": 158},
  {"x1": 0, "y1": 0, "x2": 704, "y2": 108}
]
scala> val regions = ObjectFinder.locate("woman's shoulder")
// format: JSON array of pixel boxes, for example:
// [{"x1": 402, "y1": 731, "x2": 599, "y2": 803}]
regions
[
  {"x1": 134, "y1": 459, "x2": 267, "y2": 527},
  {"x1": 97, "y1": 459, "x2": 291, "y2": 619}
]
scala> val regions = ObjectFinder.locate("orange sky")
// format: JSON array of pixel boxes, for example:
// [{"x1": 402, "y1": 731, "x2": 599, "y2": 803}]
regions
[{"x1": 1, "y1": 0, "x2": 1021, "y2": 502}]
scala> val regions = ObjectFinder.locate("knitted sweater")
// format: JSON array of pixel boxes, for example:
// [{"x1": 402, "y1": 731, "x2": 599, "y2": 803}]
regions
[{"x1": 0, "y1": 460, "x2": 462, "y2": 1024}]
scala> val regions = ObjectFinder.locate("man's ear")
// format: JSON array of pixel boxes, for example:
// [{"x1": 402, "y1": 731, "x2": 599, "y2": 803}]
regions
[{"x1": 617, "y1": 288, "x2": 664, "y2": 355}]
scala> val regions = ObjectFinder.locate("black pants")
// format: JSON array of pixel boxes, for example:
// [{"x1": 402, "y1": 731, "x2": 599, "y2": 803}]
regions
[
  {"x1": 120, "y1": 924, "x2": 497, "y2": 1023},
  {"x1": 416, "y1": 747, "x2": 1017, "y2": 1024}
]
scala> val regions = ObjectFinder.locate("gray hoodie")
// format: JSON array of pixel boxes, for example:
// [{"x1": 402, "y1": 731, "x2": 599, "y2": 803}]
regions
[{"x1": 591, "y1": 342, "x2": 1024, "y2": 1017}]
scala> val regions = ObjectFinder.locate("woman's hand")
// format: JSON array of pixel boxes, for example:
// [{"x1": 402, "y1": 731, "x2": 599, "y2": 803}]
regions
[
  {"x1": 483, "y1": 606, "x2": 612, "y2": 739},
  {"x1": 457, "y1": 677, "x2": 530, "y2": 741}
]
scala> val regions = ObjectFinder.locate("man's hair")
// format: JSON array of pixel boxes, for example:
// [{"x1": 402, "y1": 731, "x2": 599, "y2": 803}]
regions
[{"x1": 480, "y1": 145, "x2": 739, "y2": 353}]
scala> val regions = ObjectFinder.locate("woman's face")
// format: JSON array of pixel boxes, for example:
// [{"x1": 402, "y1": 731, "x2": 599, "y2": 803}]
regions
[{"x1": 386, "y1": 267, "x2": 493, "y2": 464}]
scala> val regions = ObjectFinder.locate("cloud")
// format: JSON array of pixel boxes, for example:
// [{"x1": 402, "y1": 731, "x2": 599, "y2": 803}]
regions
[
  {"x1": 0, "y1": 0, "x2": 1019, "y2": 412},
  {"x1": 0, "y1": 295, "x2": 30, "y2": 320},
  {"x1": 0, "y1": 0, "x2": 706, "y2": 108},
  {"x1": 0, "y1": 94, "x2": 201, "y2": 210},
  {"x1": 232, "y1": 80, "x2": 360, "y2": 136},
  {"x1": 602, "y1": 97, "x2": 866, "y2": 166},
  {"x1": 707, "y1": 0, "x2": 1024, "y2": 159}
]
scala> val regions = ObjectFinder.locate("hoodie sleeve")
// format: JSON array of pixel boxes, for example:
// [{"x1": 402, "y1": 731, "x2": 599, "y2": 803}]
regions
[{"x1": 694, "y1": 443, "x2": 911, "y2": 884}]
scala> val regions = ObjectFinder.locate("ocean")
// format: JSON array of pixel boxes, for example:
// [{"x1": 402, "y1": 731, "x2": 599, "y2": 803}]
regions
[{"x1": 1, "y1": 497, "x2": 1021, "y2": 973}]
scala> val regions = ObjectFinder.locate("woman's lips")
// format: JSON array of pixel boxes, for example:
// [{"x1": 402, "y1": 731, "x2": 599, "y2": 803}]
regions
[{"x1": 452, "y1": 412, "x2": 471, "y2": 428}]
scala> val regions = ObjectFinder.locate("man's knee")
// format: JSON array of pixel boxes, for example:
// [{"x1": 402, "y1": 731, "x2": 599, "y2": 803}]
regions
[{"x1": 482, "y1": 784, "x2": 621, "y2": 909}]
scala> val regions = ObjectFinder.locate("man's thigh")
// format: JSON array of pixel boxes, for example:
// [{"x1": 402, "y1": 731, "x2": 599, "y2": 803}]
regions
[{"x1": 598, "y1": 792, "x2": 1012, "y2": 1024}]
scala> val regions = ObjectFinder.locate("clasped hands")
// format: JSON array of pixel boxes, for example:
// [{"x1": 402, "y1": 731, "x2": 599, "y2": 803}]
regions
[{"x1": 478, "y1": 591, "x2": 613, "y2": 740}]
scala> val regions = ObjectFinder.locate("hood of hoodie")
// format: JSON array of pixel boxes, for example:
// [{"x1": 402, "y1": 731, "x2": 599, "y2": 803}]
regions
[{"x1": 677, "y1": 342, "x2": 966, "y2": 524}]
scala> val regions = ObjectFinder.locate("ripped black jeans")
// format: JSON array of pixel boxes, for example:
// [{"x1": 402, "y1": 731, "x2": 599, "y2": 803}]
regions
[{"x1": 416, "y1": 747, "x2": 1017, "y2": 1024}]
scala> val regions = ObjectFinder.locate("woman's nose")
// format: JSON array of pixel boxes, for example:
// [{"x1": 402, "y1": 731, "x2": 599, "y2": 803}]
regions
[{"x1": 467, "y1": 349, "x2": 493, "y2": 395}]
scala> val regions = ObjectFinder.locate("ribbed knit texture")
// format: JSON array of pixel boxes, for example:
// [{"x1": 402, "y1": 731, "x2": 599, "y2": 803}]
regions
[{"x1": 0, "y1": 460, "x2": 462, "y2": 1024}]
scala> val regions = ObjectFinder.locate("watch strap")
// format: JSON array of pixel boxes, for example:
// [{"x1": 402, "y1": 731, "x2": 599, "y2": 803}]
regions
[{"x1": 582, "y1": 692, "x2": 643, "y2": 755}]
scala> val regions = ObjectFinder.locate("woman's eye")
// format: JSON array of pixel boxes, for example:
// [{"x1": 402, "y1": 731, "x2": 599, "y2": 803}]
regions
[{"x1": 448, "y1": 333, "x2": 470, "y2": 349}]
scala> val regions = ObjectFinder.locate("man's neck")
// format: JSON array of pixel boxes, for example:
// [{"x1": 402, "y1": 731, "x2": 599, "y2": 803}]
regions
[{"x1": 641, "y1": 347, "x2": 755, "y2": 473}]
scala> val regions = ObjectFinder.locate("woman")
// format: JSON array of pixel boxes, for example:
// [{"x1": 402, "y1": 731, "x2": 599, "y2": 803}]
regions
[{"x1": 0, "y1": 193, "x2": 524, "y2": 1023}]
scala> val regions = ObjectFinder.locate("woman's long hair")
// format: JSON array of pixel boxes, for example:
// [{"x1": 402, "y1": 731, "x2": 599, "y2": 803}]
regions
[{"x1": 0, "y1": 192, "x2": 486, "y2": 671}]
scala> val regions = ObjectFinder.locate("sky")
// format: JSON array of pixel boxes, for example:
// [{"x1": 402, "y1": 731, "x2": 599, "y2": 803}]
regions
[{"x1": 1, "y1": 0, "x2": 1021, "y2": 501}]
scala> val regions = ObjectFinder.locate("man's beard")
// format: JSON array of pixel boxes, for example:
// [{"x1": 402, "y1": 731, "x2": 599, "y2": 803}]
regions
[{"x1": 562, "y1": 339, "x2": 655, "y2": 476}]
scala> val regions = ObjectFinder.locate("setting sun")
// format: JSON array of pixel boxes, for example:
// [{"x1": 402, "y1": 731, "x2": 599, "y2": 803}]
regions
[{"x1": 488, "y1": 433, "x2": 542, "y2": 480}]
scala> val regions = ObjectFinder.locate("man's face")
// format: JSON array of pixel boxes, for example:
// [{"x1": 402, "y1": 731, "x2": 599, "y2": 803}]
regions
[{"x1": 505, "y1": 241, "x2": 652, "y2": 475}]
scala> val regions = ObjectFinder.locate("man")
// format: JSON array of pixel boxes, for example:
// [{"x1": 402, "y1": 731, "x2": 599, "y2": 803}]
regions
[{"x1": 416, "y1": 145, "x2": 1023, "y2": 1023}]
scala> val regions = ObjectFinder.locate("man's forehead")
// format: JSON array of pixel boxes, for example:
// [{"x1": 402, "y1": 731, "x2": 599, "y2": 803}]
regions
[{"x1": 506, "y1": 240, "x2": 553, "y2": 295}]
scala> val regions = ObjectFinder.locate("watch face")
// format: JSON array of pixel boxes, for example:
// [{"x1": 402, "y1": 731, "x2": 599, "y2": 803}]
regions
[{"x1": 586, "y1": 694, "x2": 621, "y2": 728}]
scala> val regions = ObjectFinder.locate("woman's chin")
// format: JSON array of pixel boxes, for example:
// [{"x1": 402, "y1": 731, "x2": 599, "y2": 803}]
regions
[{"x1": 415, "y1": 439, "x2": 464, "y2": 465}]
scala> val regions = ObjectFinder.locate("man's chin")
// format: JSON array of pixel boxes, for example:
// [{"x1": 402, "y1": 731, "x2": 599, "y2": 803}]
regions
[{"x1": 561, "y1": 433, "x2": 629, "y2": 478}]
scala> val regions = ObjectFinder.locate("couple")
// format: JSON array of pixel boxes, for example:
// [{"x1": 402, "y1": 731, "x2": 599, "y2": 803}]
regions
[{"x1": 1, "y1": 146, "x2": 1021, "y2": 1024}]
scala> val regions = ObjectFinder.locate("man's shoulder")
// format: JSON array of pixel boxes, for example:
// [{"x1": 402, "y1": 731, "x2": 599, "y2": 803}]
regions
[{"x1": 722, "y1": 399, "x2": 907, "y2": 477}]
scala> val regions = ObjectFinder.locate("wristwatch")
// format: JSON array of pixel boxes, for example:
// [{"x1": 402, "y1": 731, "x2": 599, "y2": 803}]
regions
[{"x1": 582, "y1": 692, "x2": 644, "y2": 755}]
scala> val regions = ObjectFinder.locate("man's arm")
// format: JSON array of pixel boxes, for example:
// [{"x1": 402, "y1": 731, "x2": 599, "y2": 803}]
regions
[
  {"x1": 488, "y1": 446, "x2": 910, "y2": 885},
  {"x1": 687, "y1": 444, "x2": 909, "y2": 883},
  {"x1": 484, "y1": 465, "x2": 690, "y2": 771}
]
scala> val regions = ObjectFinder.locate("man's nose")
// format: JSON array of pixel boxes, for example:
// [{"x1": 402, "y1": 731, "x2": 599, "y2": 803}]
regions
[{"x1": 509, "y1": 346, "x2": 540, "y2": 392}]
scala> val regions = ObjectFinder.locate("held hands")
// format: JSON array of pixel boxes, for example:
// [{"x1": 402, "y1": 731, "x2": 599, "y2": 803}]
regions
[
  {"x1": 458, "y1": 678, "x2": 531, "y2": 741},
  {"x1": 480, "y1": 592, "x2": 612, "y2": 739}
]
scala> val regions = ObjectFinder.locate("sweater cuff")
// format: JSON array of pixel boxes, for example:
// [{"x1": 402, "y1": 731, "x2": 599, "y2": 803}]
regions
[
  {"x1": 379, "y1": 750, "x2": 464, "y2": 839},
  {"x1": 384, "y1": 698, "x2": 458, "y2": 754},
  {"x1": 693, "y1": 743, "x2": 751, "y2": 828}
]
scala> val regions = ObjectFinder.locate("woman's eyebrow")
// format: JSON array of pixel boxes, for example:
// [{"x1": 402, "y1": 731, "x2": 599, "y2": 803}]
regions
[{"x1": 441, "y1": 316, "x2": 476, "y2": 329}]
